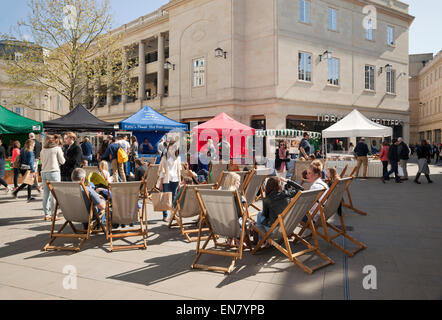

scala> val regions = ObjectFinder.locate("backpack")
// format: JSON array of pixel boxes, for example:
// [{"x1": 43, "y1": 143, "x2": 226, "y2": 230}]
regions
[
  {"x1": 12, "y1": 151, "x2": 21, "y2": 169},
  {"x1": 117, "y1": 147, "x2": 128, "y2": 163}
]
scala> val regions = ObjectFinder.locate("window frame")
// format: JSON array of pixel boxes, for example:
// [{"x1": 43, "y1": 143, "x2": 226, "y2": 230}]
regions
[
  {"x1": 364, "y1": 65, "x2": 375, "y2": 91},
  {"x1": 192, "y1": 57, "x2": 206, "y2": 88},
  {"x1": 386, "y1": 69, "x2": 396, "y2": 94},
  {"x1": 365, "y1": 19, "x2": 374, "y2": 41},
  {"x1": 298, "y1": 51, "x2": 313, "y2": 82},
  {"x1": 299, "y1": 0, "x2": 311, "y2": 24},
  {"x1": 387, "y1": 26, "x2": 395, "y2": 46},
  {"x1": 328, "y1": 7, "x2": 338, "y2": 32},
  {"x1": 327, "y1": 57, "x2": 340, "y2": 86}
]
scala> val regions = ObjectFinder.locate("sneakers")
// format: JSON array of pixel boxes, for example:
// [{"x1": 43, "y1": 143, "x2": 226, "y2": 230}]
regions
[
  {"x1": 11, "y1": 192, "x2": 18, "y2": 199},
  {"x1": 414, "y1": 180, "x2": 421, "y2": 184},
  {"x1": 27, "y1": 197, "x2": 36, "y2": 202},
  {"x1": 4, "y1": 186, "x2": 12, "y2": 194}
]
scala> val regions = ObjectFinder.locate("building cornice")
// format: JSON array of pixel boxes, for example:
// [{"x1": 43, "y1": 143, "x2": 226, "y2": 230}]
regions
[{"x1": 351, "y1": 0, "x2": 415, "y2": 26}]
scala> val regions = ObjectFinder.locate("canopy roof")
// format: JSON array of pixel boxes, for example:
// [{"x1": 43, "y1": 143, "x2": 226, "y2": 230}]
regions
[
  {"x1": 120, "y1": 106, "x2": 187, "y2": 131},
  {"x1": 256, "y1": 129, "x2": 321, "y2": 138},
  {"x1": 0, "y1": 105, "x2": 43, "y2": 134},
  {"x1": 193, "y1": 112, "x2": 255, "y2": 135},
  {"x1": 322, "y1": 109, "x2": 392, "y2": 138},
  {"x1": 43, "y1": 104, "x2": 118, "y2": 132}
]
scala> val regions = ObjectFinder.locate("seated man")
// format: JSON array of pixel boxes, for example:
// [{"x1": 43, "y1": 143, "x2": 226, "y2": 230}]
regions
[
  {"x1": 71, "y1": 168, "x2": 106, "y2": 230},
  {"x1": 128, "y1": 159, "x2": 148, "y2": 182}
]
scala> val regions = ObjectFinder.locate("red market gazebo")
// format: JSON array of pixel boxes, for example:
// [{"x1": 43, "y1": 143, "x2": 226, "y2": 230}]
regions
[{"x1": 192, "y1": 112, "x2": 255, "y2": 159}]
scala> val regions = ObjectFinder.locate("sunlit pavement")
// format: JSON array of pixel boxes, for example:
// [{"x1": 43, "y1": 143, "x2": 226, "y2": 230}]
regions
[{"x1": 0, "y1": 158, "x2": 441, "y2": 300}]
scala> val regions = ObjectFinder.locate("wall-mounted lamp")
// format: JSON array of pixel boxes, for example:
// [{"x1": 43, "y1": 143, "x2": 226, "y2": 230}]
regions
[
  {"x1": 419, "y1": 102, "x2": 423, "y2": 105},
  {"x1": 379, "y1": 64, "x2": 393, "y2": 74},
  {"x1": 319, "y1": 50, "x2": 332, "y2": 62},
  {"x1": 215, "y1": 47, "x2": 227, "y2": 59},
  {"x1": 164, "y1": 60, "x2": 175, "y2": 70}
]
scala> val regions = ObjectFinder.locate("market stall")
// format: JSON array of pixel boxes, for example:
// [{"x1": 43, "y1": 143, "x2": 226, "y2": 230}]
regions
[
  {"x1": 322, "y1": 109, "x2": 392, "y2": 178},
  {"x1": 193, "y1": 112, "x2": 255, "y2": 160},
  {"x1": 120, "y1": 106, "x2": 187, "y2": 160}
]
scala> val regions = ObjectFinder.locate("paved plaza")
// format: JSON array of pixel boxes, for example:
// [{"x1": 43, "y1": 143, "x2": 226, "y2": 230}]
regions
[{"x1": 0, "y1": 160, "x2": 441, "y2": 300}]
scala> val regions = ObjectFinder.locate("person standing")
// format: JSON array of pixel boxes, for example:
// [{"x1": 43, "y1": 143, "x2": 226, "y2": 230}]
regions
[
  {"x1": 205, "y1": 138, "x2": 218, "y2": 162},
  {"x1": 12, "y1": 139, "x2": 36, "y2": 201},
  {"x1": 299, "y1": 132, "x2": 311, "y2": 158},
  {"x1": 101, "y1": 137, "x2": 126, "y2": 182},
  {"x1": 60, "y1": 132, "x2": 82, "y2": 182},
  {"x1": 354, "y1": 137, "x2": 369, "y2": 179},
  {"x1": 414, "y1": 140, "x2": 433, "y2": 184},
  {"x1": 139, "y1": 138, "x2": 154, "y2": 155},
  {"x1": 117, "y1": 135, "x2": 131, "y2": 179},
  {"x1": 371, "y1": 140, "x2": 380, "y2": 155},
  {"x1": 29, "y1": 133, "x2": 42, "y2": 192},
  {"x1": 275, "y1": 141, "x2": 291, "y2": 178},
  {"x1": 11, "y1": 141, "x2": 21, "y2": 190},
  {"x1": 129, "y1": 135, "x2": 139, "y2": 174},
  {"x1": 80, "y1": 137, "x2": 93, "y2": 166},
  {"x1": 40, "y1": 135, "x2": 65, "y2": 221},
  {"x1": 382, "y1": 139, "x2": 401, "y2": 183},
  {"x1": 0, "y1": 138, "x2": 12, "y2": 193},
  {"x1": 397, "y1": 137, "x2": 410, "y2": 181},
  {"x1": 379, "y1": 141, "x2": 390, "y2": 182},
  {"x1": 158, "y1": 141, "x2": 181, "y2": 222},
  {"x1": 348, "y1": 142, "x2": 355, "y2": 154}
]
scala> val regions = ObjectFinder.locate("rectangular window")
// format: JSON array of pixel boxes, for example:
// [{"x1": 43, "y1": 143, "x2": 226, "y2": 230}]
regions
[
  {"x1": 327, "y1": 58, "x2": 339, "y2": 86},
  {"x1": 386, "y1": 69, "x2": 396, "y2": 94},
  {"x1": 387, "y1": 26, "x2": 394, "y2": 46},
  {"x1": 365, "y1": 65, "x2": 375, "y2": 91},
  {"x1": 57, "y1": 95, "x2": 63, "y2": 110},
  {"x1": 328, "y1": 8, "x2": 337, "y2": 31},
  {"x1": 300, "y1": 0, "x2": 310, "y2": 23},
  {"x1": 366, "y1": 19, "x2": 374, "y2": 40},
  {"x1": 298, "y1": 52, "x2": 312, "y2": 82},
  {"x1": 14, "y1": 107, "x2": 24, "y2": 116},
  {"x1": 192, "y1": 57, "x2": 205, "y2": 87}
]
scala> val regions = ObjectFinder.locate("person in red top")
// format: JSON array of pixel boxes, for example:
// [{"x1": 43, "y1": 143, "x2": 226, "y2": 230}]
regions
[
  {"x1": 379, "y1": 140, "x2": 390, "y2": 183},
  {"x1": 11, "y1": 141, "x2": 21, "y2": 190}
]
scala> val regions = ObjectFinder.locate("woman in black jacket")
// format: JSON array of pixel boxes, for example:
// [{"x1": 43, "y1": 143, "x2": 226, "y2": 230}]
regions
[
  {"x1": 275, "y1": 141, "x2": 291, "y2": 178},
  {"x1": 414, "y1": 140, "x2": 433, "y2": 184}
]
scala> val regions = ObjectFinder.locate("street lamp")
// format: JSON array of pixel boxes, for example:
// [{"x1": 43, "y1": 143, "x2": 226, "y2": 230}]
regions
[
  {"x1": 379, "y1": 64, "x2": 393, "y2": 74},
  {"x1": 215, "y1": 47, "x2": 227, "y2": 59},
  {"x1": 319, "y1": 50, "x2": 332, "y2": 62},
  {"x1": 164, "y1": 60, "x2": 175, "y2": 70}
]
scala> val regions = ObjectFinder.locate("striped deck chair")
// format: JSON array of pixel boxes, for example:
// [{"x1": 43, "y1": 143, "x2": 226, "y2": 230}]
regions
[
  {"x1": 44, "y1": 181, "x2": 106, "y2": 252},
  {"x1": 299, "y1": 178, "x2": 367, "y2": 257},
  {"x1": 106, "y1": 181, "x2": 148, "y2": 251},
  {"x1": 215, "y1": 170, "x2": 250, "y2": 190},
  {"x1": 143, "y1": 164, "x2": 160, "y2": 194},
  {"x1": 168, "y1": 184, "x2": 215, "y2": 241},
  {"x1": 208, "y1": 162, "x2": 228, "y2": 184},
  {"x1": 251, "y1": 189, "x2": 334, "y2": 274},
  {"x1": 193, "y1": 189, "x2": 252, "y2": 274},
  {"x1": 242, "y1": 168, "x2": 272, "y2": 213}
]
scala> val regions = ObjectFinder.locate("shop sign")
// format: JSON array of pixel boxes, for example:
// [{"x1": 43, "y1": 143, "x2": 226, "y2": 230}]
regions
[
  {"x1": 317, "y1": 114, "x2": 344, "y2": 123},
  {"x1": 370, "y1": 118, "x2": 403, "y2": 126}
]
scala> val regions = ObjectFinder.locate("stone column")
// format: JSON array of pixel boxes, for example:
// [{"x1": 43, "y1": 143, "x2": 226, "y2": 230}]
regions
[
  {"x1": 106, "y1": 56, "x2": 112, "y2": 111},
  {"x1": 157, "y1": 33, "x2": 165, "y2": 101},
  {"x1": 139, "y1": 41, "x2": 146, "y2": 106},
  {"x1": 122, "y1": 47, "x2": 128, "y2": 107}
]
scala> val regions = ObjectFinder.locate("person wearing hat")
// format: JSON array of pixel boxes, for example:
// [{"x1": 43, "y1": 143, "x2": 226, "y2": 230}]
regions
[{"x1": 353, "y1": 137, "x2": 369, "y2": 179}]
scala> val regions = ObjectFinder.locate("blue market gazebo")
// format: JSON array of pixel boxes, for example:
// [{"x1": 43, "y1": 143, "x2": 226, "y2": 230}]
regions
[{"x1": 120, "y1": 106, "x2": 187, "y2": 157}]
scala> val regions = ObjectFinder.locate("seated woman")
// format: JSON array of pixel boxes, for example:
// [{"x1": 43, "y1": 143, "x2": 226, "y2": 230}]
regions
[
  {"x1": 221, "y1": 172, "x2": 245, "y2": 246},
  {"x1": 301, "y1": 164, "x2": 329, "y2": 224},
  {"x1": 255, "y1": 177, "x2": 301, "y2": 244},
  {"x1": 325, "y1": 167, "x2": 342, "y2": 215}
]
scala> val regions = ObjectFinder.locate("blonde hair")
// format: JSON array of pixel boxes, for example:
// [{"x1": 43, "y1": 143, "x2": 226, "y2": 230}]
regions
[
  {"x1": 311, "y1": 159, "x2": 323, "y2": 171},
  {"x1": 221, "y1": 172, "x2": 241, "y2": 191},
  {"x1": 326, "y1": 167, "x2": 340, "y2": 187},
  {"x1": 24, "y1": 139, "x2": 35, "y2": 152},
  {"x1": 65, "y1": 132, "x2": 77, "y2": 141},
  {"x1": 99, "y1": 161, "x2": 109, "y2": 172}
]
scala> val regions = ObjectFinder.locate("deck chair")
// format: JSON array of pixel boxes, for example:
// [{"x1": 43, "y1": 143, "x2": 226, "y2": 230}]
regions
[
  {"x1": 208, "y1": 162, "x2": 228, "y2": 184},
  {"x1": 143, "y1": 164, "x2": 160, "y2": 194},
  {"x1": 242, "y1": 168, "x2": 272, "y2": 213},
  {"x1": 339, "y1": 164, "x2": 349, "y2": 178},
  {"x1": 44, "y1": 181, "x2": 106, "y2": 252},
  {"x1": 83, "y1": 166, "x2": 99, "y2": 178},
  {"x1": 141, "y1": 156, "x2": 157, "y2": 165},
  {"x1": 181, "y1": 163, "x2": 204, "y2": 185},
  {"x1": 251, "y1": 189, "x2": 334, "y2": 274},
  {"x1": 193, "y1": 188, "x2": 252, "y2": 274},
  {"x1": 168, "y1": 184, "x2": 215, "y2": 241},
  {"x1": 342, "y1": 167, "x2": 367, "y2": 216},
  {"x1": 299, "y1": 178, "x2": 367, "y2": 257},
  {"x1": 106, "y1": 181, "x2": 148, "y2": 251},
  {"x1": 215, "y1": 170, "x2": 250, "y2": 190}
]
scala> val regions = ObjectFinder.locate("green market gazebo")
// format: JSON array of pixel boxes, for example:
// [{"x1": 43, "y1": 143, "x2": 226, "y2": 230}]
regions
[{"x1": 0, "y1": 105, "x2": 43, "y2": 135}]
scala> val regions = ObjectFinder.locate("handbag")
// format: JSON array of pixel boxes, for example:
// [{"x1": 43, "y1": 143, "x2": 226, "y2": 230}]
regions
[
  {"x1": 151, "y1": 192, "x2": 172, "y2": 212},
  {"x1": 22, "y1": 170, "x2": 35, "y2": 185},
  {"x1": 13, "y1": 154, "x2": 21, "y2": 169},
  {"x1": 398, "y1": 166, "x2": 404, "y2": 177}
]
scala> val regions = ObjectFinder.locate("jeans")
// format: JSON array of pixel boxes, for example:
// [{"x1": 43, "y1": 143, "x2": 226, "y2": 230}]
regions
[
  {"x1": 162, "y1": 181, "x2": 179, "y2": 218},
  {"x1": 13, "y1": 168, "x2": 20, "y2": 188},
  {"x1": 384, "y1": 161, "x2": 399, "y2": 181},
  {"x1": 41, "y1": 171, "x2": 61, "y2": 216},
  {"x1": 256, "y1": 211, "x2": 270, "y2": 241},
  {"x1": 382, "y1": 161, "x2": 389, "y2": 179}
]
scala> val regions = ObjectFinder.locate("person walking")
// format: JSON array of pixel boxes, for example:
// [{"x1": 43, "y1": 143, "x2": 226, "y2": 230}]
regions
[
  {"x1": 60, "y1": 132, "x2": 82, "y2": 182},
  {"x1": 158, "y1": 141, "x2": 181, "y2": 222},
  {"x1": 101, "y1": 137, "x2": 126, "y2": 182},
  {"x1": 12, "y1": 139, "x2": 36, "y2": 201},
  {"x1": 11, "y1": 140, "x2": 21, "y2": 190},
  {"x1": 382, "y1": 139, "x2": 401, "y2": 183},
  {"x1": 80, "y1": 137, "x2": 93, "y2": 166},
  {"x1": 275, "y1": 141, "x2": 291, "y2": 178},
  {"x1": 379, "y1": 140, "x2": 390, "y2": 182},
  {"x1": 299, "y1": 132, "x2": 312, "y2": 158},
  {"x1": 354, "y1": 137, "x2": 369, "y2": 179},
  {"x1": 129, "y1": 135, "x2": 139, "y2": 175},
  {"x1": 40, "y1": 135, "x2": 65, "y2": 221},
  {"x1": 397, "y1": 137, "x2": 410, "y2": 181},
  {"x1": 117, "y1": 135, "x2": 131, "y2": 179},
  {"x1": 0, "y1": 138, "x2": 13, "y2": 193},
  {"x1": 414, "y1": 140, "x2": 433, "y2": 184},
  {"x1": 29, "y1": 133, "x2": 42, "y2": 192}
]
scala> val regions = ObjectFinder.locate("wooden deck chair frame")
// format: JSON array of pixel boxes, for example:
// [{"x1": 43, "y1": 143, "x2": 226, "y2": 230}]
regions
[
  {"x1": 241, "y1": 168, "x2": 270, "y2": 214},
  {"x1": 143, "y1": 164, "x2": 160, "y2": 194},
  {"x1": 298, "y1": 178, "x2": 367, "y2": 257},
  {"x1": 342, "y1": 166, "x2": 367, "y2": 216},
  {"x1": 105, "y1": 179, "x2": 148, "y2": 251},
  {"x1": 251, "y1": 189, "x2": 334, "y2": 274},
  {"x1": 44, "y1": 181, "x2": 106, "y2": 252},
  {"x1": 182, "y1": 163, "x2": 205, "y2": 185},
  {"x1": 168, "y1": 184, "x2": 215, "y2": 241},
  {"x1": 208, "y1": 162, "x2": 228, "y2": 184},
  {"x1": 141, "y1": 156, "x2": 158, "y2": 165},
  {"x1": 192, "y1": 189, "x2": 252, "y2": 274},
  {"x1": 339, "y1": 164, "x2": 349, "y2": 178}
]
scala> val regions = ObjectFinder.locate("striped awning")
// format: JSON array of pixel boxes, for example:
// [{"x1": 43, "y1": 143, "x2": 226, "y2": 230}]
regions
[{"x1": 255, "y1": 129, "x2": 321, "y2": 138}]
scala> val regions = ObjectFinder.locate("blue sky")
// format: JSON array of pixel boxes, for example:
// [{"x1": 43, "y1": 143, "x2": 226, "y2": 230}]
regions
[{"x1": 0, "y1": 0, "x2": 440, "y2": 55}]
